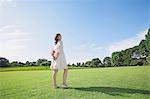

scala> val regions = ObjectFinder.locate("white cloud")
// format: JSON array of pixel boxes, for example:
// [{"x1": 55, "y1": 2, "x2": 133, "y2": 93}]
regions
[
  {"x1": 0, "y1": 25, "x2": 32, "y2": 59},
  {"x1": 0, "y1": 0, "x2": 16, "y2": 7},
  {"x1": 67, "y1": 43, "x2": 104, "y2": 64},
  {"x1": 106, "y1": 29, "x2": 148, "y2": 55},
  {"x1": 79, "y1": 43, "x2": 103, "y2": 51},
  {"x1": 67, "y1": 29, "x2": 148, "y2": 64},
  {"x1": 0, "y1": 25, "x2": 15, "y2": 31}
]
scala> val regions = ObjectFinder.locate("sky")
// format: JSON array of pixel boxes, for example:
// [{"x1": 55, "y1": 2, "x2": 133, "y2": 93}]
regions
[{"x1": 0, "y1": 0, "x2": 149, "y2": 64}]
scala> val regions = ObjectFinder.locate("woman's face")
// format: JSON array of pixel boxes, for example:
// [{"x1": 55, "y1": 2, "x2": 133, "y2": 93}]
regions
[{"x1": 58, "y1": 35, "x2": 62, "y2": 40}]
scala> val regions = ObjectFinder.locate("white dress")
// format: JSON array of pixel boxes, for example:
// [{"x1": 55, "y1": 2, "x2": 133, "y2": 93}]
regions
[{"x1": 50, "y1": 40, "x2": 67, "y2": 70}]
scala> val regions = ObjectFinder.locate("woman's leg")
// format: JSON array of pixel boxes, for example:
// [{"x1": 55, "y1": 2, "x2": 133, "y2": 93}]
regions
[
  {"x1": 52, "y1": 69, "x2": 58, "y2": 88},
  {"x1": 63, "y1": 69, "x2": 68, "y2": 85}
]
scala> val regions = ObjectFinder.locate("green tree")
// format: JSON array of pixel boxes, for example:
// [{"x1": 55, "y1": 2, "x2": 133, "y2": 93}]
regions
[
  {"x1": 85, "y1": 61, "x2": 92, "y2": 67},
  {"x1": 123, "y1": 48, "x2": 132, "y2": 66},
  {"x1": 76, "y1": 62, "x2": 81, "y2": 67},
  {"x1": 30, "y1": 62, "x2": 37, "y2": 66},
  {"x1": 18, "y1": 62, "x2": 25, "y2": 67},
  {"x1": 40, "y1": 61, "x2": 51, "y2": 66},
  {"x1": 81, "y1": 62, "x2": 85, "y2": 67},
  {"x1": 25, "y1": 61, "x2": 30, "y2": 66},
  {"x1": 103, "y1": 57, "x2": 111, "y2": 67},
  {"x1": 112, "y1": 52, "x2": 123, "y2": 66},
  {"x1": 72, "y1": 63, "x2": 76, "y2": 67},
  {"x1": 146, "y1": 55, "x2": 150, "y2": 65},
  {"x1": 10, "y1": 61, "x2": 19, "y2": 67},
  {"x1": 0, "y1": 57, "x2": 10, "y2": 67},
  {"x1": 138, "y1": 40, "x2": 148, "y2": 56},
  {"x1": 36, "y1": 59, "x2": 48, "y2": 66},
  {"x1": 145, "y1": 28, "x2": 150, "y2": 53},
  {"x1": 91, "y1": 58, "x2": 102, "y2": 67}
]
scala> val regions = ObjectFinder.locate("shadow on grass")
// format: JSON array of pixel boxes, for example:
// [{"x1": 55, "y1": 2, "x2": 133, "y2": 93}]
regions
[{"x1": 68, "y1": 86, "x2": 150, "y2": 96}]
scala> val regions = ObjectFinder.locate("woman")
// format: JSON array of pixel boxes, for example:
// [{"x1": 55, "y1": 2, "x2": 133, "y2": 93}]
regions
[{"x1": 50, "y1": 33, "x2": 68, "y2": 89}]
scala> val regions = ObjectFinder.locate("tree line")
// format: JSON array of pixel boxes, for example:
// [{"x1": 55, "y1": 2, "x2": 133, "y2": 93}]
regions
[
  {"x1": 0, "y1": 29, "x2": 150, "y2": 67},
  {"x1": 0, "y1": 58, "x2": 51, "y2": 67},
  {"x1": 81, "y1": 28, "x2": 150, "y2": 67}
]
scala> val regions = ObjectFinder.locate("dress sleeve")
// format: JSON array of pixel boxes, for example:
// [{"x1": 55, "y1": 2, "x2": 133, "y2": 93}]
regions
[{"x1": 54, "y1": 42, "x2": 60, "y2": 53}]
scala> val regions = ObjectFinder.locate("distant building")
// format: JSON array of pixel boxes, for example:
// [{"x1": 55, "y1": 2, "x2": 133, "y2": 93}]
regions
[{"x1": 131, "y1": 51, "x2": 146, "y2": 59}]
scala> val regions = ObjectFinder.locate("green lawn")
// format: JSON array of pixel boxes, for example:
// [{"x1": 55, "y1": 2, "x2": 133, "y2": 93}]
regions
[
  {"x1": 0, "y1": 66, "x2": 86, "y2": 72},
  {"x1": 0, "y1": 66, "x2": 150, "y2": 99}
]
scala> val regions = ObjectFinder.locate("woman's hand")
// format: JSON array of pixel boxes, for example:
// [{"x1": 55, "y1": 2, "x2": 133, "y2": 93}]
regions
[
  {"x1": 51, "y1": 50, "x2": 55, "y2": 57},
  {"x1": 53, "y1": 57, "x2": 57, "y2": 60},
  {"x1": 53, "y1": 52, "x2": 59, "y2": 60}
]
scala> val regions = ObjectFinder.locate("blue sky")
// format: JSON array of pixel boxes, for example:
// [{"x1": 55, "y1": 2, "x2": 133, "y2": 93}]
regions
[{"x1": 0, "y1": 0, "x2": 149, "y2": 64}]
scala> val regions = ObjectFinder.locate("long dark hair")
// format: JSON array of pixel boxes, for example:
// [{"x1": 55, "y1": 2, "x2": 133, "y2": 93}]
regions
[{"x1": 54, "y1": 33, "x2": 61, "y2": 45}]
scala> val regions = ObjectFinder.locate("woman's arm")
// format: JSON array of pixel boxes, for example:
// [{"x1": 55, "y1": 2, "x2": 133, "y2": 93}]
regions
[
  {"x1": 53, "y1": 52, "x2": 59, "y2": 60},
  {"x1": 53, "y1": 41, "x2": 60, "y2": 60},
  {"x1": 51, "y1": 50, "x2": 55, "y2": 57},
  {"x1": 51, "y1": 50, "x2": 60, "y2": 60}
]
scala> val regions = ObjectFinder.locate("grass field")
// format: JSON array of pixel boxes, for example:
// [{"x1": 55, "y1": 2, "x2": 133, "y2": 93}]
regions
[
  {"x1": 0, "y1": 66, "x2": 150, "y2": 99},
  {"x1": 0, "y1": 66, "x2": 85, "y2": 72}
]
